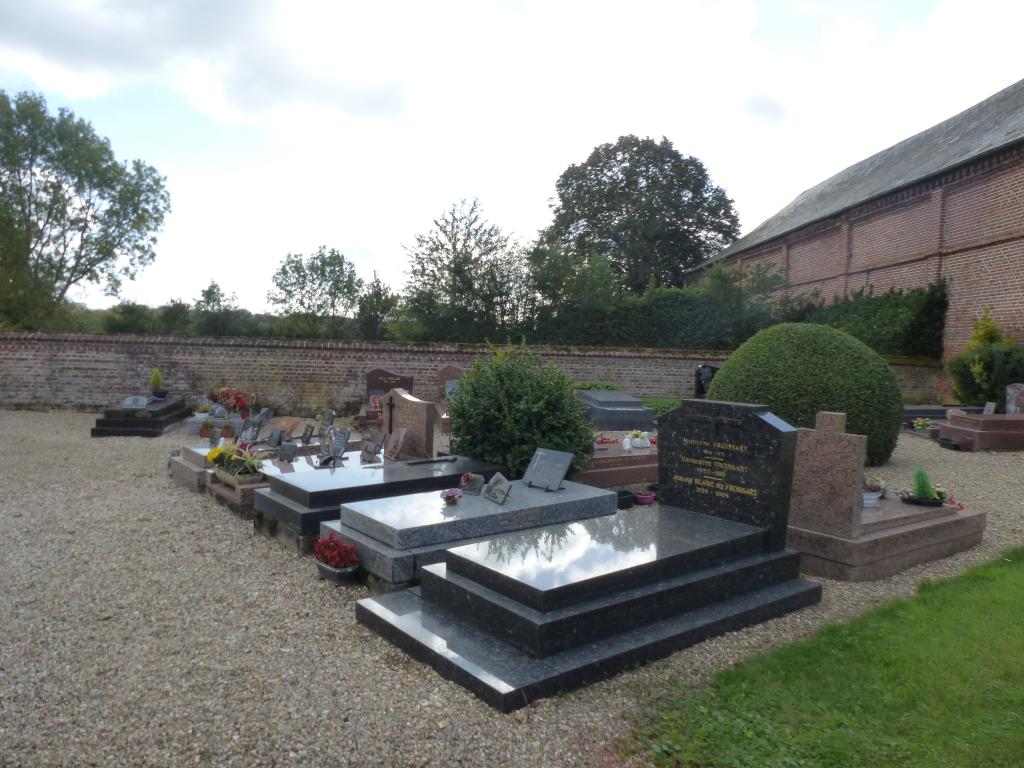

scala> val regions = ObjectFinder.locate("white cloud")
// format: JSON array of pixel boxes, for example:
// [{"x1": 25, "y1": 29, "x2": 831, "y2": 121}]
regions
[{"x1": 9, "y1": 0, "x2": 1024, "y2": 312}]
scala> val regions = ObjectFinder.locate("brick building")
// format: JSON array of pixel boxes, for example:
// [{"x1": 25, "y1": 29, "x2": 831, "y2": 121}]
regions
[{"x1": 704, "y1": 78, "x2": 1024, "y2": 358}]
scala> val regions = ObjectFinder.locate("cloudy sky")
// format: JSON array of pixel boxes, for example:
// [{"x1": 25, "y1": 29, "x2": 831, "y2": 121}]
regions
[{"x1": 1, "y1": 0, "x2": 1021, "y2": 312}]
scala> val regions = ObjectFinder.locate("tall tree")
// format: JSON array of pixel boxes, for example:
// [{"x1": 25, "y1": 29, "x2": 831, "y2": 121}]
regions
[
  {"x1": 267, "y1": 246, "x2": 363, "y2": 338},
  {"x1": 0, "y1": 90, "x2": 170, "y2": 328},
  {"x1": 538, "y1": 135, "x2": 739, "y2": 294},
  {"x1": 356, "y1": 271, "x2": 399, "y2": 340},
  {"x1": 404, "y1": 199, "x2": 533, "y2": 341}
]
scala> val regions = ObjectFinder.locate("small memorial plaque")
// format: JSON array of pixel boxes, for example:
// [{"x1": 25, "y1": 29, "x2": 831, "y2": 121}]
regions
[
  {"x1": 122, "y1": 396, "x2": 149, "y2": 409},
  {"x1": 238, "y1": 419, "x2": 260, "y2": 443},
  {"x1": 385, "y1": 427, "x2": 407, "y2": 461},
  {"x1": 322, "y1": 409, "x2": 336, "y2": 428},
  {"x1": 212, "y1": 406, "x2": 228, "y2": 419},
  {"x1": 460, "y1": 472, "x2": 485, "y2": 495},
  {"x1": 482, "y1": 472, "x2": 512, "y2": 505},
  {"x1": 209, "y1": 427, "x2": 222, "y2": 447},
  {"x1": 266, "y1": 429, "x2": 283, "y2": 448},
  {"x1": 522, "y1": 448, "x2": 574, "y2": 491},
  {"x1": 360, "y1": 431, "x2": 384, "y2": 464},
  {"x1": 983, "y1": 401, "x2": 997, "y2": 415},
  {"x1": 278, "y1": 442, "x2": 297, "y2": 462},
  {"x1": 331, "y1": 429, "x2": 349, "y2": 458},
  {"x1": 299, "y1": 424, "x2": 315, "y2": 445}
]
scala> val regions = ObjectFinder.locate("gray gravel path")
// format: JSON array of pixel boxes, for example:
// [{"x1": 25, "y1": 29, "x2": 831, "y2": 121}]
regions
[{"x1": 2, "y1": 412, "x2": 1022, "y2": 767}]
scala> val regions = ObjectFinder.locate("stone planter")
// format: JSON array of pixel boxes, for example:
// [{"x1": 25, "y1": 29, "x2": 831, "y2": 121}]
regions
[
  {"x1": 199, "y1": 427, "x2": 214, "y2": 438},
  {"x1": 315, "y1": 560, "x2": 359, "y2": 585},
  {"x1": 215, "y1": 467, "x2": 264, "y2": 489},
  {"x1": 899, "y1": 494, "x2": 945, "y2": 507},
  {"x1": 151, "y1": 387, "x2": 169, "y2": 399}
]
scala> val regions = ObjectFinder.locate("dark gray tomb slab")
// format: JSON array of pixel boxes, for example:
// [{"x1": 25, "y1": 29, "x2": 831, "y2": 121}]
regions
[
  {"x1": 357, "y1": 397, "x2": 819, "y2": 710},
  {"x1": 577, "y1": 389, "x2": 655, "y2": 430},
  {"x1": 91, "y1": 396, "x2": 191, "y2": 438}
]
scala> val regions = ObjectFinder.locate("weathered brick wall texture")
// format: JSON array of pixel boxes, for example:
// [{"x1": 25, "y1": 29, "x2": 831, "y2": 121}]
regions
[
  {"x1": 0, "y1": 334, "x2": 937, "y2": 411},
  {"x1": 731, "y1": 148, "x2": 1024, "y2": 357}
]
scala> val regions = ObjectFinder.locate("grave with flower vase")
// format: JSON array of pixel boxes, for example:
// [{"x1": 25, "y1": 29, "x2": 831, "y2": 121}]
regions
[
  {"x1": 356, "y1": 399, "x2": 821, "y2": 711},
  {"x1": 91, "y1": 395, "x2": 192, "y2": 438},
  {"x1": 787, "y1": 411, "x2": 987, "y2": 580},
  {"x1": 577, "y1": 389, "x2": 655, "y2": 431},
  {"x1": 571, "y1": 438, "x2": 659, "y2": 489},
  {"x1": 252, "y1": 395, "x2": 501, "y2": 553}
]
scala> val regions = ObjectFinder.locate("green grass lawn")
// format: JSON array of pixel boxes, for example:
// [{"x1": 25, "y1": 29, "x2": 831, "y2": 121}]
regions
[{"x1": 626, "y1": 548, "x2": 1024, "y2": 768}]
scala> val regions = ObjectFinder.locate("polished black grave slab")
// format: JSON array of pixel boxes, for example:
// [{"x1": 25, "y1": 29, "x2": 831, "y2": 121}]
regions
[
  {"x1": 91, "y1": 397, "x2": 191, "y2": 437},
  {"x1": 253, "y1": 454, "x2": 504, "y2": 536},
  {"x1": 357, "y1": 505, "x2": 820, "y2": 710},
  {"x1": 357, "y1": 399, "x2": 820, "y2": 710}
]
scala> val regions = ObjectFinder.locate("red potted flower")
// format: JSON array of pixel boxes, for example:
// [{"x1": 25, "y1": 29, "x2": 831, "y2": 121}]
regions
[{"x1": 313, "y1": 534, "x2": 360, "y2": 584}]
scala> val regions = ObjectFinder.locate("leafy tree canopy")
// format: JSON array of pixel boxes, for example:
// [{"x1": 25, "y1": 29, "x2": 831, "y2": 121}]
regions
[
  {"x1": 356, "y1": 271, "x2": 399, "y2": 340},
  {"x1": 403, "y1": 198, "x2": 533, "y2": 342},
  {"x1": 538, "y1": 135, "x2": 739, "y2": 294},
  {"x1": 0, "y1": 90, "x2": 170, "y2": 328},
  {"x1": 267, "y1": 246, "x2": 363, "y2": 338}
]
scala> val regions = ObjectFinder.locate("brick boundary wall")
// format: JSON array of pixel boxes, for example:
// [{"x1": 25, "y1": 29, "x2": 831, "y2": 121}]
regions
[
  {"x1": 0, "y1": 333, "x2": 938, "y2": 412},
  {"x1": 720, "y1": 145, "x2": 1024, "y2": 358}
]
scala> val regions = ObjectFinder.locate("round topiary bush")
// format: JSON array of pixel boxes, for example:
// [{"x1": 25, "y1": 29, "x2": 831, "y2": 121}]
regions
[
  {"x1": 449, "y1": 346, "x2": 594, "y2": 478},
  {"x1": 707, "y1": 323, "x2": 903, "y2": 465}
]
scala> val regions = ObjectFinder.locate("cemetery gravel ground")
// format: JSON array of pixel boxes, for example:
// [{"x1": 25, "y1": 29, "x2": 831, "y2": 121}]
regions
[{"x1": 1, "y1": 413, "x2": 1022, "y2": 768}]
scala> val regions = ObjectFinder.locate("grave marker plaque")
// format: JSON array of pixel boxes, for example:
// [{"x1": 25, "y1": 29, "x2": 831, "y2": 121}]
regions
[
  {"x1": 209, "y1": 427, "x2": 222, "y2": 447},
  {"x1": 278, "y1": 442, "x2": 298, "y2": 462},
  {"x1": 299, "y1": 424, "x2": 315, "y2": 445},
  {"x1": 212, "y1": 406, "x2": 228, "y2": 419},
  {"x1": 1007, "y1": 383, "x2": 1024, "y2": 416},
  {"x1": 122, "y1": 396, "x2": 149, "y2": 409},
  {"x1": 983, "y1": 401, "x2": 997, "y2": 415},
  {"x1": 522, "y1": 448, "x2": 573, "y2": 491},
  {"x1": 385, "y1": 427, "x2": 407, "y2": 461},
  {"x1": 658, "y1": 399, "x2": 797, "y2": 550},
  {"x1": 266, "y1": 429, "x2": 284, "y2": 448},
  {"x1": 482, "y1": 471, "x2": 512, "y2": 505}
]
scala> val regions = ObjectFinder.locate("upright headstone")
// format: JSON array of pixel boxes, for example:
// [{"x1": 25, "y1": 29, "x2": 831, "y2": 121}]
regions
[
  {"x1": 437, "y1": 364, "x2": 466, "y2": 401},
  {"x1": 382, "y1": 388, "x2": 438, "y2": 459},
  {"x1": 788, "y1": 412, "x2": 864, "y2": 540},
  {"x1": 658, "y1": 399, "x2": 797, "y2": 550},
  {"x1": 983, "y1": 401, "x2": 997, "y2": 415},
  {"x1": 1006, "y1": 383, "x2": 1024, "y2": 416}
]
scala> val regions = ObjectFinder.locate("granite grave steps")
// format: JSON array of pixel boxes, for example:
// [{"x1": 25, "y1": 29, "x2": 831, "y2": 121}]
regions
[
  {"x1": 322, "y1": 480, "x2": 617, "y2": 585},
  {"x1": 92, "y1": 397, "x2": 191, "y2": 437},
  {"x1": 357, "y1": 573, "x2": 819, "y2": 712},
  {"x1": 421, "y1": 549, "x2": 800, "y2": 657},
  {"x1": 357, "y1": 505, "x2": 820, "y2": 710}
]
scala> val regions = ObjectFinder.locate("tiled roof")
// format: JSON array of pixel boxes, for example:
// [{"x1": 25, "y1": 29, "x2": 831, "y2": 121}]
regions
[{"x1": 709, "y1": 78, "x2": 1024, "y2": 263}]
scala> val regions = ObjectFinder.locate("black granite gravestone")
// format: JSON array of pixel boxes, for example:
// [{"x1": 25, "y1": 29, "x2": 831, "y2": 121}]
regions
[
  {"x1": 91, "y1": 397, "x2": 191, "y2": 437},
  {"x1": 658, "y1": 399, "x2": 797, "y2": 550},
  {"x1": 356, "y1": 397, "x2": 819, "y2": 711}
]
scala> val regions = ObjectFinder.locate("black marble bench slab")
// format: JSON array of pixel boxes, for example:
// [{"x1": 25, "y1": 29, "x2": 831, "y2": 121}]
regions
[
  {"x1": 445, "y1": 506, "x2": 767, "y2": 612},
  {"x1": 356, "y1": 577, "x2": 821, "y2": 712},
  {"x1": 420, "y1": 549, "x2": 800, "y2": 657}
]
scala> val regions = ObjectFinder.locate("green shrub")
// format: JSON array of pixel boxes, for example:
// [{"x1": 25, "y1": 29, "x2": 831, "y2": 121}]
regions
[
  {"x1": 912, "y1": 466, "x2": 936, "y2": 500},
  {"x1": 947, "y1": 342, "x2": 1024, "y2": 408},
  {"x1": 574, "y1": 380, "x2": 618, "y2": 390},
  {"x1": 640, "y1": 396, "x2": 681, "y2": 417},
  {"x1": 707, "y1": 323, "x2": 903, "y2": 465},
  {"x1": 449, "y1": 346, "x2": 594, "y2": 477},
  {"x1": 797, "y1": 280, "x2": 947, "y2": 359}
]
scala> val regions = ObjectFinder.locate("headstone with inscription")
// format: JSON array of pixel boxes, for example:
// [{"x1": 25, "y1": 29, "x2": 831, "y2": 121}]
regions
[
  {"x1": 359, "y1": 369, "x2": 414, "y2": 428},
  {"x1": 383, "y1": 388, "x2": 438, "y2": 460},
  {"x1": 482, "y1": 472, "x2": 512, "y2": 504},
  {"x1": 657, "y1": 399, "x2": 797, "y2": 550}
]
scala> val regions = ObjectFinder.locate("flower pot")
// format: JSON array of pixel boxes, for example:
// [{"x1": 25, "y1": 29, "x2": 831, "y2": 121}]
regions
[
  {"x1": 634, "y1": 491, "x2": 657, "y2": 505},
  {"x1": 199, "y1": 427, "x2": 213, "y2": 438},
  {"x1": 616, "y1": 489, "x2": 635, "y2": 509},
  {"x1": 900, "y1": 495, "x2": 944, "y2": 507},
  {"x1": 215, "y1": 467, "x2": 264, "y2": 488},
  {"x1": 915, "y1": 427, "x2": 929, "y2": 435},
  {"x1": 315, "y1": 559, "x2": 359, "y2": 585}
]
